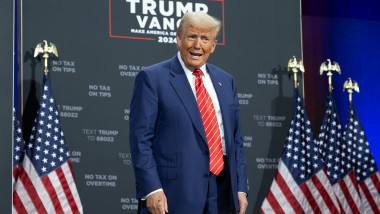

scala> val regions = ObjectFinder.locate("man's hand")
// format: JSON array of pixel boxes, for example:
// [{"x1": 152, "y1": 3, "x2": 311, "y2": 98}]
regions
[
  {"x1": 146, "y1": 191, "x2": 168, "y2": 214},
  {"x1": 238, "y1": 192, "x2": 248, "y2": 214}
]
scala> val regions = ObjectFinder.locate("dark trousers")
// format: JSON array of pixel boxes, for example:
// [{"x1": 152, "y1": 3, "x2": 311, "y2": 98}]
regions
[
  {"x1": 203, "y1": 158, "x2": 233, "y2": 214},
  {"x1": 138, "y1": 159, "x2": 233, "y2": 214}
]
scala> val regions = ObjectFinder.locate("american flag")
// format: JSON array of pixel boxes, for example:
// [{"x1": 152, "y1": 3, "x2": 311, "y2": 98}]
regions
[
  {"x1": 318, "y1": 92, "x2": 363, "y2": 213},
  {"x1": 13, "y1": 108, "x2": 26, "y2": 186},
  {"x1": 261, "y1": 88, "x2": 340, "y2": 213},
  {"x1": 13, "y1": 108, "x2": 27, "y2": 214},
  {"x1": 344, "y1": 103, "x2": 380, "y2": 213},
  {"x1": 13, "y1": 74, "x2": 83, "y2": 214}
]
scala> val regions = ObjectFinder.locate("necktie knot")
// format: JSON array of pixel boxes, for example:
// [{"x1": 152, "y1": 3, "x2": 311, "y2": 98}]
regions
[{"x1": 193, "y1": 69, "x2": 202, "y2": 77}]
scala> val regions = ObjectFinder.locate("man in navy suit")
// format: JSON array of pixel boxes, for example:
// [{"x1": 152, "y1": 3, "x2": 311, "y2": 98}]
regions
[{"x1": 129, "y1": 12, "x2": 248, "y2": 214}]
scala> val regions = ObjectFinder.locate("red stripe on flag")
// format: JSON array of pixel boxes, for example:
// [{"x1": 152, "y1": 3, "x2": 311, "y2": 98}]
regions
[
  {"x1": 338, "y1": 178, "x2": 360, "y2": 214},
  {"x1": 370, "y1": 173, "x2": 380, "y2": 195},
  {"x1": 275, "y1": 171, "x2": 305, "y2": 213},
  {"x1": 19, "y1": 166, "x2": 48, "y2": 214},
  {"x1": 311, "y1": 175, "x2": 339, "y2": 214},
  {"x1": 360, "y1": 180, "x2": 380, "y2": 213},
  {"x1": 260, "y1": 208, "x2": 265, "y2": 214},
  {"x1": 13, "y1": 166, "x2": 20, "y2": 180},
  {"x1": 349, "y1": 171, "x2": 360, "y2": 196},
  {"x1": 41, "y1": 175, "x2": 64, "y2": 214},
  {"x1": 300, "y1": 183, "x2": 321, "y2": 214},
  {"x1": 56, "y1": 167, "x2": 80, "y2": 213},
  {"x1": 266, "y1": 190, "x2": 285, "y2": 214},
  {"x1": 13, "y1": 191, "x2": 28, "y2": 214}
]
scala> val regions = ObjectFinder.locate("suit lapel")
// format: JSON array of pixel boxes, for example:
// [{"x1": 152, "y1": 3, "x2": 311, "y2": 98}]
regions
[
  {"x1": 169, "y1": 56, "x2": 208, "y2": 145},
  {"x1": 207, "y1": 65, "x2": 232, "y2": 153}
]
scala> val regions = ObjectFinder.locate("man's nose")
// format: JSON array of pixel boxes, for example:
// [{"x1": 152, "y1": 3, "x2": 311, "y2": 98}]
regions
[{"x1": 193, "y1": 38, "x2": 201, "y2": 49}]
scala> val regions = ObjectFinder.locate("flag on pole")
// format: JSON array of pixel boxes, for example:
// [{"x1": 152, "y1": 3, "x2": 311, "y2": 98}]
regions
[
  {"x1": 13, "y1": 108, "x2": 27, "y2": 214},
  {"x1": 318, "y1": 92, "x2": 363, "y2": 213},
  {"x1": 261, "y1": 88, "x2": 340, "y2": 214},
  {"x1": 344, "y1": 103, "x2": 380, "y2": 213},
  {"x1": 13, "y1": 74, "x2": 83, "y2": 214},
  {"x1": 13, "y1": 108, "x2": 26, "y2": 187}
]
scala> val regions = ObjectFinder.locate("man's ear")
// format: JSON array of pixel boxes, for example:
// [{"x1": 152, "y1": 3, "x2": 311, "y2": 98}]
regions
[{"x1": 210, "y1": 40, "x2": 217, "y2": 53}]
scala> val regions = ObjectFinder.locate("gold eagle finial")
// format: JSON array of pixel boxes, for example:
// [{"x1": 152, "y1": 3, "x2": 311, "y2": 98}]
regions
[
  {"x1": 320, "y1": 59, "x2": 341, "y2": 91},
  {"x1": 319, "y1": 59, "x2": 341, "y2": 75},
  {"x1": 287, "y1": 56, "x2": 304, "y2": 88},
  {"x1": 343, "y1": 78, "x2": 359, "y2": 103},
  {"x1": 34, "y1": 40, "x2": 58, "y2": 74}
]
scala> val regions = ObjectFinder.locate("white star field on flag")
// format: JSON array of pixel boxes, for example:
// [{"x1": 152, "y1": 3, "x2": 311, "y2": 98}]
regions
[
  {"x1": 317, "y1": 93, "x2": 352, "y2": 184},
  {"x1": 13, "y1": 108, "x2": 26, "y2": 167},
  {"x1": 344, "y1": 104, "x2": 378, "y2": 183},
  {"x1": 25, "y1": 80, "x2": 69, "y2": 177},
  {"x1": 282, "y1": 92, "x2": 323, "y2": 185}
]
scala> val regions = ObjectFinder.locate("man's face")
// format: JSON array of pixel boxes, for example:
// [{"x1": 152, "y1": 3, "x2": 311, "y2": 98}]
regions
[{"x1": 177, "y1": 26, "x2": 216, "y2": 71}]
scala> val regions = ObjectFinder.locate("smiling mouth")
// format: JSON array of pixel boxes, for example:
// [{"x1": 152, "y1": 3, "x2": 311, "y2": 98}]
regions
[{"x1": 190, "y1": 51, "x2": 203, "y2": 58}]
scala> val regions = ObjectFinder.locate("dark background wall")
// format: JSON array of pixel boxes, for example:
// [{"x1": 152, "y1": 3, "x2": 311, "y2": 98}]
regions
[{"x1": 0, "y1": 0, "x2": 14, "y2": 212}]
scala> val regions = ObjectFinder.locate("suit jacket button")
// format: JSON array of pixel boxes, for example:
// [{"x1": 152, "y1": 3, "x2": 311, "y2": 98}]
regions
[{"x1": 203, "y1": 173, "x2": 209, "y2": 177}]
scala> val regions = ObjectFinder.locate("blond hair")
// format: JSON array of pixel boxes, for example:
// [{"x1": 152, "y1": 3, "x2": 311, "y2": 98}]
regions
[{"x1": 177, "y1": 12, "x2": 221, "y2": 41}]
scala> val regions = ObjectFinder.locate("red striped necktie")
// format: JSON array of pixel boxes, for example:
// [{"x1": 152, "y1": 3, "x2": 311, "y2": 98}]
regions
[{"x1": 193, "y1": 69, "x2": 224, "y2": 175}]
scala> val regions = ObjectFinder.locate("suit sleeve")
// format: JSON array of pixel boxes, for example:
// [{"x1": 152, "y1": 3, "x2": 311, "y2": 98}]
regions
[
  {"x1": 231, "y1": 77, "x2": 249, "y2": 194},
  {"x1": 129, "y1": 70, "x2": 162, "y2": 199}
]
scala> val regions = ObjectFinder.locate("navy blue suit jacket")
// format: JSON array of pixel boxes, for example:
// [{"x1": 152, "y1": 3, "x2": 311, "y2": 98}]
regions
[{"x1": 129, "y1": 55, "x2": 248, "y2": 214}]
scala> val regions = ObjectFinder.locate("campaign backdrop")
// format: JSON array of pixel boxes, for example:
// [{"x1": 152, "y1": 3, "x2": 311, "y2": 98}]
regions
[
  {"x1": 21, "y1": 0, "x2": 301, "y2": 213},
  {"x1": 0, "y1": 0, "x2": 14, "y2": 212}
]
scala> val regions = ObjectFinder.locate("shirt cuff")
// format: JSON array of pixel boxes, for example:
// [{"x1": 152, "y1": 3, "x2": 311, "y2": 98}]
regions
[
  {"x1": 238, "y1": 191, "x2": 247, "y2": 197},
  {"x1": 141, "y1": 189, "x2": 163, "y2": 200}
]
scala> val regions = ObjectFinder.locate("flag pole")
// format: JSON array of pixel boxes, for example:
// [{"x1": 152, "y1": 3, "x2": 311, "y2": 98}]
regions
[
  {"x1": 287, "y1": 56, "x2": 304, "y2": 88},
  {"x1": 343, "y1": 77, "x2": 360, "y2": 103},
  {"x1": 34, "y1": 40, "x2": 58, "y2": 74},
  {"x1": 320, "y1": 59, "x2": 341, "y2": 92}
]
